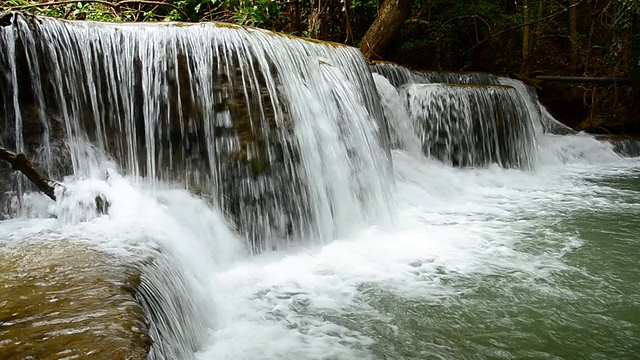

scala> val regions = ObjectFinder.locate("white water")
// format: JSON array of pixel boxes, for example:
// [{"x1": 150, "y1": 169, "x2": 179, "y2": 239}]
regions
[
  {"x1": 0, "y1": 14, "x2": 393, "y2": 251},
  {"x1": 2, "y1": 131, "x2": 635, "y2": 359}
]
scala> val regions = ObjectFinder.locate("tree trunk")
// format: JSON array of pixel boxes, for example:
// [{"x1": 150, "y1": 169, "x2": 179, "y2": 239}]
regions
[
  {"x1": 521, "y1": 0, "x2": 531, "y2": 72},
  {"x1": 308, "y1": 0, "x2": 323, "y2": 39},
  {"x1": 569, "y1": 0, "x2": 578, "y2": 73},
  {"x1": 358, "y1": 0, "x2": 414, "y2": 60}
]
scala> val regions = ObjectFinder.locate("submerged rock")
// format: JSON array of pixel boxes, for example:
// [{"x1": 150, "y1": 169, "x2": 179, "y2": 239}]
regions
[{"x1": 0, "y1": 241, "x2": 151, "y2": 359}]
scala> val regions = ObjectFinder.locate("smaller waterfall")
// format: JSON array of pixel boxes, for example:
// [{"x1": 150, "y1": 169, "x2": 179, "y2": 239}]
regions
[
  {"x1": 370, "y1": 62, "x2": 537, "y2": 169},
  {"x1": 42, "y1": 172, "x2": 246, "y2": 359},
  {"x1": 402, "y1": 84, "x2": 536, "y2": 168},
  {"x1": 371, "y1": 62, "x2": 498, "y2": 87},
  {"x1": 499, "y1": 77, "x2": 576, "y2": 136}
]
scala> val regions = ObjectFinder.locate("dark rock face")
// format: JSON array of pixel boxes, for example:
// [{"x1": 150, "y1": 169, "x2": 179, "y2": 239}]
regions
[{"x1": 537, "y1": 83, "x2": 590, "y2": 130}]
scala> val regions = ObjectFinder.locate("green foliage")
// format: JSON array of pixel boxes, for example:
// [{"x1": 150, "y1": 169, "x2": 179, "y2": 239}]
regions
[
  {"x1": 6, "y1": 1, "x2": 122, "y2": 21},
  {"x1": 230, "y1": 0, "x2": 277, "y2": 26},
  {"x1": 3, "y1": 0, "x2": 375, "y2": 43}
]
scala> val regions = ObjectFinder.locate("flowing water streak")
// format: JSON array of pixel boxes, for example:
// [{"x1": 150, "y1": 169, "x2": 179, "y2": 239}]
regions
[
  {"x1": 0, "y1": 14, "x2": 394, "y2": 250},
  {"x1": 499, "y1": 77, "x2": 575, "y2": 136},
  {"x1": 372, "y1": 73, "x2": 422, "y2": 156},
  {"x1": 0, "y1": 23, "x2": 24, "y2": 200},
  {"x1": 402, "y1": 84, "x2": 536, "y2": 168}
]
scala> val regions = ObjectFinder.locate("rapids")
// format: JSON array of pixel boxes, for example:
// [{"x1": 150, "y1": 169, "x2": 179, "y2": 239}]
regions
[{"x1": 1, "y1": 13, "x2": 639, "y2": 360}]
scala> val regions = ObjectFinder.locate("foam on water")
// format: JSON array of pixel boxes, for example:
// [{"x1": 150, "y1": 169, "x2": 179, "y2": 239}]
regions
[
  {"x1": 197, "y1": 147, "x2": 639, "y2": 359},
  {"x1": 2, "y1": 105, "x2": 638, "y2": 359}
]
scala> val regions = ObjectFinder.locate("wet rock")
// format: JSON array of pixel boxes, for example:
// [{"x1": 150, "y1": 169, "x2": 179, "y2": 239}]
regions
[
  {"x1": 0, "y1": 12, "x2": 13, "y2": 27},
  {"x1": 0, "y1": 241, "x2": 151, "y2": 359}
]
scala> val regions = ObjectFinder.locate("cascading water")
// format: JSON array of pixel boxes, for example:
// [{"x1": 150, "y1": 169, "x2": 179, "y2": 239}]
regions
[
  {"x1": 372, "y1": 73, "x2": 422, "y2": 157},
  {"x1": 0, "y1": 13, "x2": 393, "y2": 250},
  {"x1": 402, "y1": 84, "x2": 536, "y2": 168},
  {"x1": 370, "y1": 61, "x2": 498, "y2": 87},
  {"x1": 0, "y1": 12, "x2": 393, "y2": 358},
  {"x1": 498, "y1": 77, "x2": 576, "y2": 136},
  {"x1": 1, "y1": 12, "x2": 640, "y2": 360},
  {"x1": 371, "y1": 63, "x2": 538, "y2": 169}
]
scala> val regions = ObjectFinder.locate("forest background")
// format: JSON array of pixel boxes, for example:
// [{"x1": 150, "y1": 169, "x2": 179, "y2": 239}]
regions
[{"x1": 4, "y1": 0, "x2": 640, "y2": 135}]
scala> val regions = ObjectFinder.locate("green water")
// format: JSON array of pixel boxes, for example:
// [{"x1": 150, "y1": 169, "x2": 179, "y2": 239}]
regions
[{"x1": 351, "y1": 170, "x2": 640, "y2": 359}]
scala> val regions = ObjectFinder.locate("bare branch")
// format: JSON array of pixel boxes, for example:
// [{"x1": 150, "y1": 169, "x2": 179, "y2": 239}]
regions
[
  {"x1": 0, "y1": 146, "x2": 58, "y2": 200},
  {"x1": 8, "y1": 0, "x2": 189, "y2": 21},
  {"x1": 404, "y1": 18, "x2": 429, "y2": 26},
  {"x1": 461, "y1": 0, "x2": 584, "y2": 70},
  {"x1": 480, "y1": 0, "x2": 583, "y2": 46},
  {"x1": 10, "y1": 0, "x2": 119, "y2": 10},
  {"x1": 117, "y1": 1, "x2": 188, "y2": 19}
]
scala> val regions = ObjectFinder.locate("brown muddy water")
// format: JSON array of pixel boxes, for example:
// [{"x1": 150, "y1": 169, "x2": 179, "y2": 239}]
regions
[{"x1": 0, "y1": 241, "x2": 150, "y2": 359}]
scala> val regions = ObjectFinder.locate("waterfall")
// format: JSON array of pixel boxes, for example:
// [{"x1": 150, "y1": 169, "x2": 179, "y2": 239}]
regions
[
  {"x1": 372, "y1": 73, "x2": 422, "y2": 157},
  {"x1": 498, "y1": 77, "x2": 576, "y2": 136},
  {"x1": 371, "y1": 62, "x2": 538, "y2": 168},
  {"x1": 0, "y1": 13, "x2": 394, "y2": 251},
  {"x1": 0, "y1": 13, "x2": 397, "y2": 358},
  {"x1": 403, "y1": 84, "x2": 536, "y2": 168},
  {"x1": 371, "y1": 62, "x2": 498, "y2": 87}
]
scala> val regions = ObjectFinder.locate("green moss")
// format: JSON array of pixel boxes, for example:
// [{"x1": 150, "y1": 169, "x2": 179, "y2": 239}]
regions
[{"x1": 248, "y1": 158, "x2": 270, "y2": 176}]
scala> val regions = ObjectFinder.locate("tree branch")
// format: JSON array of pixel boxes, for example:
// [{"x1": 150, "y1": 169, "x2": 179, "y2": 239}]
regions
[
  {"x1": 117, "y1": 1, "x2": 188, "y2": 19},
  {"x1": 462, "y1": 0, "x2": 583, "y2": 70},
  {"x1": 8, "y1": 0, "x2": 189, "y2": 20},
  {"x1": 0, "y1": 146, "x2": 59, "y2": 200},
  {"x1": 404, "y1": 18, "x2": 429, "y2": 26},
  {"x1": 479, "y1": 1, "x2": 583, "y2": 47}
]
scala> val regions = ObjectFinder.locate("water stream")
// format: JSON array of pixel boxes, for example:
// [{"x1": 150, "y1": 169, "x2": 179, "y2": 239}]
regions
[{"x1": 1, "y1": 13, "x2": 639, "y2": 359}]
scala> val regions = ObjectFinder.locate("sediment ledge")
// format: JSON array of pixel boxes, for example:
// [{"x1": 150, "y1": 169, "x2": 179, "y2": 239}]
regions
[{"x1": 0, "y1": 241, "x2": 151, "y2": 359}]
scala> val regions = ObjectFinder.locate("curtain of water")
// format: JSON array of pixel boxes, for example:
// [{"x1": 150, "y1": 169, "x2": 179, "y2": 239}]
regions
[
  {"x1": 402, "y1": 84, "x2": 536, "y2": 168},
  {"x1": 0, "y1": 13, "x2": 394, "y2": 251},
  {"x1": 371, "y1": 62, "x2": 538, "y2": 169}
]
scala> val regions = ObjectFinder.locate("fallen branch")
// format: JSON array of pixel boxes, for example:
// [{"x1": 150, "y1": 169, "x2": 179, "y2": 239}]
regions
[{"x1": 0, "y1": 146, "x2": 58, "y2": 200}]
